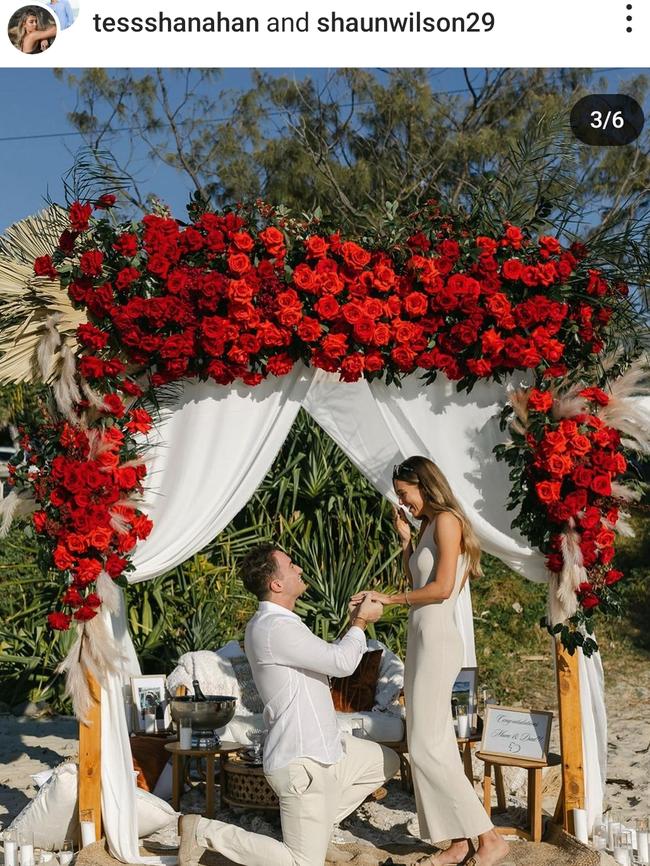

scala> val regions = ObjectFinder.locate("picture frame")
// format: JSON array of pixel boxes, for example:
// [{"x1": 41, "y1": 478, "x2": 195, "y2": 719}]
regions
[
  {"x1": 451, "y1": 666, "x2": 478, "y2": 730},
  {"x1": 480, "y1": 705, "x2": 553, "y2": 764},
  {"x1": 130, "y1": 674, "x2": 170, "y2": 733}
]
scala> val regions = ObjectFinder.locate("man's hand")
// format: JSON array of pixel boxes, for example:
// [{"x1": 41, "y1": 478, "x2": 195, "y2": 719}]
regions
[
  {"x1": 356, "y1": 595, "x2": 384, "y2": 623},
  {"x1": 350, "y1": 589, "x2": 391, "y2": 607}
]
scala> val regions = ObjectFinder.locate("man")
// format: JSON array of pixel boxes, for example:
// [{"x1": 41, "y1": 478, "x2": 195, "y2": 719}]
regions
[
  {"x1": 179, "y1": 543, "x2": 399, "y2": 866},
  {"x1": 47, "y1": 0, "x2": 74, "y2": 29}
]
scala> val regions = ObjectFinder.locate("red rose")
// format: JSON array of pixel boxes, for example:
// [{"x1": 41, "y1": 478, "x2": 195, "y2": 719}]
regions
[
  {"x1": 48, "y1": 612, "x2": 72, "y2": 631},
  {"x1": 74, "y1": 605, "x2": 98, "y2": 622},
  {"x1": 266, "y1": 352, "x2": 295, "y2": 376},
  {"x1": 53, "y1": 544, "x2": 75, "y2": 571},
  {"x1": 503, "y1": 225, "x2": 524, "y2": 248},
  {"x1": 34, "y1": 255, "x2": 58, "y2": 280},
  {"x1": 79, "y1": 250, "x2": 104, "y2": 277},
  {"x1": 74, "y1": 557, "x2": 103, "y2": 586},
  {"x1": 364, "y1": 351, "x2": 385, "y2": 373},
  {"x1": 305, "y1": 236, "x2": 329, "y2": 258},
  {"x1": 580, "y1": 592, "x2": 601, "y2": 610},
  {"x1": 341, "y1": 242, "x2": 371, "y2": 270},
  {"x1": 353, "y1": 317, "x2": 376, "y2": 344},
  {"x1": 230, "y1": 231, "x2": 254, "y2": 252},
  {"x1": 390, "y1": 346, "x2": 417, "y2": 372},
  {"x1": 535, "y1": 480, "x2": 561, "y2": 503},
  {"x1": 77, "y1": 324, "x2": 109, "y2": 351},
  {"x1": 95, "y1": 194, "x2": 116, "y2": 209},
  {"x1": 106, "y1": 554, "x2": 128, "y2": 578},
  {"x1": 32, "y1": 511, "x2": 48, "y2": 533},
  {"x1": 297, "y1": 318, "x2": 322, "y2": 342},
  {"x1": 579, "y1": 387, "x2": 610, "y2": 406},
  {"x1": 604, "y1": 569, "x2": 623, "y2": 586},
  {"x1": 591, "y1": 474, "x2": 612, "y2": 497},
  {"x1": 547, "y1": 453, "x2": 572, "y2": 477},
  {"x1": 341, "y1": 302, "x2": 364, "y2": 325},
  {"x1": 314, "y1": 296, "x2": 340, "y2": 320},
  {"x1": 125, "y1": 408, "x2": 153, "y2": 435},
  {"x1": 58, "y1": 230, "x2": 78, "y2": 254},
  {"x1": 113, "y1": 233, "x2": 139, "y2": 257},
  {"x1": 102, "y1": 393, "x2": 125, "y2": 417},
  {"x1": 569, "y1": 435, "x2": 591, "y2": 456},
  {"x1": 116, "y1": 267, "x2": 140, "y2": 290},
  {"x1": 69, "y1": 201, "x2": 93, "y2": 232},
  {"x1": 340, "y1": 353, "x2": 366, "y2": 382},
  {"x1": 322, "y1": 333, "x2": 349, "y2": 359},
  {"x1": 228, "y1": 253, "x2": 251, "y2": 275},
  {"x1": 502, "y1": 259, "x2": 523, "y2": 281},
  {"x1": 572, "y1": 466, "x2": 594, "y2": 489},
  {"x1": 528, "y1": 389, "x2": 553, "y2": 413},
  {"x1": 546, "y1": 553, "x2": 563, "y2": 572},
  {"x1": 404, "y1": 292, "x2": 428, "y2": 317},
  {"x1": 62, "y1": 587, "x2": 84, "y2": 608}
]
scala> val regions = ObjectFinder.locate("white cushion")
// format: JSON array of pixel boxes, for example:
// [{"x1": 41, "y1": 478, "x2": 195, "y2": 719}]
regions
[
  {"x1": 336, "y1": 711, "x2": 405, "y2": 743},
  {"x1": 9, "y1": 762, "x2": 178, "y2": 849},
  {"x1": 367, "y1": 639, "x2": 404, "y2": 711},
  {"x1": 135, "y1": 788, "x2": 178, "y2": 837}
]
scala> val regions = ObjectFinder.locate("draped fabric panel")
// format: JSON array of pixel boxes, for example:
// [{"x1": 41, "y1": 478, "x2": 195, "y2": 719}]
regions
[{"x1": 128, "y1": 368, "x2": 313, "y2": 583}]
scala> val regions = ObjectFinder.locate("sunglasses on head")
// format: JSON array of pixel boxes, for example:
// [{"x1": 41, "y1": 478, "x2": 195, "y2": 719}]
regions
[{"x1": 392, "y1": 460, "x2": 416, "y2": 477}]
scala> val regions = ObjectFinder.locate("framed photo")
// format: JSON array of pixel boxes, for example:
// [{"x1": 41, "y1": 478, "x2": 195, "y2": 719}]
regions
[
  {"x1": 130, "y1": 674, "x2": 170, "y2": 733},
  {"x1": 480, "y1": 705, "x2": 553, "y2": 764},
  {"x1": 451, "y1": 666, "x2": 478, "y2": 729}
]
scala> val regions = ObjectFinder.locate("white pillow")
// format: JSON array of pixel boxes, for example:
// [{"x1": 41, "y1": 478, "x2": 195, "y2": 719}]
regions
[
  {"x1": 10, "y1": 761, "x2": 79, "y2": 850},
  {"x1": 367, "y1": 639, "x2": 404, "y2": 712},
  {"x1": 9, "y1": 762, "x2": 178, "y2": 849}
]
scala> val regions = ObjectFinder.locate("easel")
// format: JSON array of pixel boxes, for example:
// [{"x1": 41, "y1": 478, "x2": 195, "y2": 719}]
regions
[{"x1": 78, "y1": 639, "x2": 587, "y2": 840}]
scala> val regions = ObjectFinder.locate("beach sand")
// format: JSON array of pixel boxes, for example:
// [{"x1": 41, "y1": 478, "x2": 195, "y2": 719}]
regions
[{"x1": 1, "y1": 662, "x2": 648, "y2": 863}]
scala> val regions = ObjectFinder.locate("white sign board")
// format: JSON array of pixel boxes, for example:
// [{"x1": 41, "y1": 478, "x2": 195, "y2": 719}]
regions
[{"x1": 480, "y1": 706, "x2": 553, "y2": 764}]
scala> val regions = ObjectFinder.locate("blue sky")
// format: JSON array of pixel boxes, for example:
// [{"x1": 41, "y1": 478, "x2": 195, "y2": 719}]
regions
[{"x1": 0, "y1": 67, "x2": 646, "y2": 233}]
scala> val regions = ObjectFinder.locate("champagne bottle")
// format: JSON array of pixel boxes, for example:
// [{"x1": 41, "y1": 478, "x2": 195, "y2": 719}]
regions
[{"x1": 192, "y1": 679, "x2": 207, "y2": 702}]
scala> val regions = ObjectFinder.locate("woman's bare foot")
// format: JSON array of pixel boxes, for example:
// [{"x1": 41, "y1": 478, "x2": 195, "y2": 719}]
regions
[
  {"x1": 418, "y1": 839, "x2": 470, "y2": 865},
  {"x1": 469, "y1": 830, "x2": 509, "y2": 866}
]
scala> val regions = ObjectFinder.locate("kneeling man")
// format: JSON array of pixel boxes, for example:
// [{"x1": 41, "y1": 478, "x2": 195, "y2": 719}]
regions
[{"x1": 179, "y1": 543, "x2": 399, "y2": 866}]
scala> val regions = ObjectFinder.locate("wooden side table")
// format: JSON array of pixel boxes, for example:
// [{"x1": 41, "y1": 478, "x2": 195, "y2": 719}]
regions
[
  {"x1": 457, "y1": 731, "x2": 482, "y2": 784},
  {"x1": 476, "y1": 751, "x2": 559, "y2": 843},
  {"x1": 164, "y1": 740, "x2": 241, "y2": 818}
]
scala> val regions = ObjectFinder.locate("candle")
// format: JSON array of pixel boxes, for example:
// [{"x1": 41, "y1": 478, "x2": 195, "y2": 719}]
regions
[
  {"x1": 80, "y1": 822, "x2": 96, "y2": 848},
  {"x1": 457, "y1": 715, "x2": 470, "y2": 738},
  {"x1": 572, "y1": 808, "x2": 588, "y2": 845},
  {"x1": 144, "y1": 711, "x2": 156, "y2": 734},
  {"x1": 638, "y1": 831, "x2": 649, "y2": 865},
  {"x1": 57, "y1": 853, "x2": 73, "y2": 866},
  {"x1": 4, "y1": 840, "x2": 18, "y2": 866},
  {"x1": 19, "y1": 844, "x2": 34, "y2": 866},
  {"x1": 609, "y1": 821, "x2": 622, "y2": 850},
  {"x1": 179, "y1": 719, "x2": 192, "y2": 750}
]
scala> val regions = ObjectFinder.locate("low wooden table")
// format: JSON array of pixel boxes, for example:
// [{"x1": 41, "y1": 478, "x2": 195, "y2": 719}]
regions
[
  {"x1": 476, "y1": 750, "x2": 560, "y2": 843},
  {"x1": 220, "y1": 752, "x2": 280, "y2": 811},
  {"x1": 164, "y1": 740, "x2": 242, "y2": 818}
]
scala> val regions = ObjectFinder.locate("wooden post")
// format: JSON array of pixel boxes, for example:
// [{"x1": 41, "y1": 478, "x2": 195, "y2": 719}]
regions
[
  {"x1": 555, "y1": 640, "x2": 585, "y2": 834},
  {"x1": 78, "y1": 671, "x2": 102, "y2": 841}
]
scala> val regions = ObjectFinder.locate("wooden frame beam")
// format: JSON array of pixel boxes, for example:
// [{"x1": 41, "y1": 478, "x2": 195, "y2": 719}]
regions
[
  {"x1": 555, "y1": 640, "x2": 585, "y2": 834},
  {"x1": 78, "y1": 671, "x2": 102, "y2": 841}
]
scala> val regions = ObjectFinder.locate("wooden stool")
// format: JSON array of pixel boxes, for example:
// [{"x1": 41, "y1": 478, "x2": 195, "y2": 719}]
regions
[
  {"x1": 165, "y1": 740, "x2": 241, "y2": 817},
  {"x1": 476, "y1": 751, "x2": 557, "y2": 843}
]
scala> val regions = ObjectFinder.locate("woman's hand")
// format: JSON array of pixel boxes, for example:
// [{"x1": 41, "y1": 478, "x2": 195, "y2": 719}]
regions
[
  {"x1": 350, "y1": 589, "x2": 392, "y2": 607},
  {"x1": 393, "y1": 505, "x2": 412, "y2": 548}
]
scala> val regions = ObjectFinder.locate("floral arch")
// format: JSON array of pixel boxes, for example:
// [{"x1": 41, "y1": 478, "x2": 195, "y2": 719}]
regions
[{"x1": 0, "y1": 195, "x2": 648, "y2": 859}]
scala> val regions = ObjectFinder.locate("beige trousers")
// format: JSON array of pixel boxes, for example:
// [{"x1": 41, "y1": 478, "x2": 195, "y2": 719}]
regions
[{"x1": 197, "y1": 735, "x2": 399, "y2": 866}]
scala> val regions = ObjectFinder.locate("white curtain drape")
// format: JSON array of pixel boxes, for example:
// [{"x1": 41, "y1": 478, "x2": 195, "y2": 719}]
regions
[{"x1": 128, "y1": 368, "x2": 313, "y2": 583}]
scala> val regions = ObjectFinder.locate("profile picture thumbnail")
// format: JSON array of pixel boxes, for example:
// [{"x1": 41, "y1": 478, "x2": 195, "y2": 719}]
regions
[
  {"x1": 8, "y1": 5, "x2": 57, "y2": 53},
  {"x1": 46, "y1": 0, "x2": 77, "y2": 30}
]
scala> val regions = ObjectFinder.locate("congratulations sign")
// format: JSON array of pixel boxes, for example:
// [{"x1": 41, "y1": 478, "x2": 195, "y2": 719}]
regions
[{"x1": 480, "y1": 706, "x2": 553, "y2": 763}]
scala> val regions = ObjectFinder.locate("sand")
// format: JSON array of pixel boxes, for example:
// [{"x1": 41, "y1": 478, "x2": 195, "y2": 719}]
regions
[{"x1": 1, "y1": 663, "x2": 648, "y2": 864}]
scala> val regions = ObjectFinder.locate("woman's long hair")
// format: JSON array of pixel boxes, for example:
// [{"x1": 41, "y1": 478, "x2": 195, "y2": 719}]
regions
[
  {"x1": 16, "y1": 8, "x2": 41, "y2": 49},
  {"x1": 393, "y1": 455, "x2": 483, "y2": 579}
]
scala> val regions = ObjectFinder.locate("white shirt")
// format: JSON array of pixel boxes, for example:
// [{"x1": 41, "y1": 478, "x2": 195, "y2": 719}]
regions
[{"x1": 244, "y1": 601, "x2": 366, "y2": 772}]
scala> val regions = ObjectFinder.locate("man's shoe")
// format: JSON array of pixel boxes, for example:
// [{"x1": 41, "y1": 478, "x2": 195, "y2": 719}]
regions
[{"x1": 178, "y1": 814, "x2": 203, "y2": 866}]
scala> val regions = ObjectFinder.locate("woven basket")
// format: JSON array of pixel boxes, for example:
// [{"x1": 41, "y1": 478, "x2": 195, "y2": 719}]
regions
[{"x1": 221, "y1": 755, "x2": 279, "y2": 810}]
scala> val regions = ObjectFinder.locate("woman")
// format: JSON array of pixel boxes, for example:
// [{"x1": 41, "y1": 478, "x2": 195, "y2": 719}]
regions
[
  {"x1": 15, "y1": 9, "x2": 56, "y2": 53},
  {"x1": 352, "y1": 457, "x2": 508, "y2": 866}
]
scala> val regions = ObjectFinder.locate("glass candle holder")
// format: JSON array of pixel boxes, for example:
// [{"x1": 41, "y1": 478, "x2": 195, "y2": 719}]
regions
[
  {"x1": 456, "y1": 705, "x2": 470, "y2": 739},
  {"x1": 179, "y1": 718, "x2": 192, "y2": 750},
  {"x1": 591, "y1": 821, "x2": 608, "y2": 851},
  {"x1": 636, "y1": 817, "x2": 649, "y2": 865},
  {"x1": 351, "y1": 717, "x2": 366, "y2": 739},
  {"x1": 3, "y1": 827, "x2": 18, "y2": 866},
  {"x1": 608, "y1": 809, "x2": 622, "y2": 850},
  {"x1": 57, "y1": 840, "x2": 74, "y2": 866},
  {"x1": 612, "y1": 830, "x2": 633, "y2": 866},
  {"x1": 18, "y1": 831, "x2": 34, "y2": 866}
]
